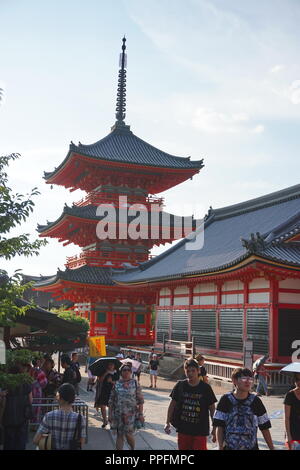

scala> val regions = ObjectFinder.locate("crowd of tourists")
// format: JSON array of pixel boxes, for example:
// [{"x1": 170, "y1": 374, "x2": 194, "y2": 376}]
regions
[
  {"x1": 1, "y1": 349, "x2": 300, "y2": 451},
  {"x1": 88, "y1": 352, "x2": 300, "y2": 451},
  {"x1": 0, "y1": 352, "x2": 82, "y2": 450}
]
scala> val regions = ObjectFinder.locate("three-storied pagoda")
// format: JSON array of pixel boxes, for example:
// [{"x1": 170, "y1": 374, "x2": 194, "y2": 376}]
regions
[{"x1": 35, "y1": 38, "x2": 204, "y2": 345}]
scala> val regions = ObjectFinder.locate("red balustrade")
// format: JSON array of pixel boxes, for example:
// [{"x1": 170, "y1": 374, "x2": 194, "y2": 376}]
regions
[
  {"x1": 74, "y1": 191, "x2": 164, "y2": 208},
  {"x1": 65, "y1": 249, "x2": 153, "y2": 269}
]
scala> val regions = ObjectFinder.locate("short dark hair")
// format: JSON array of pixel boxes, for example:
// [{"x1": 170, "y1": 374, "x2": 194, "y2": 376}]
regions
[
  {"x1": 61, "y1": 354, "x2": 71, "y2": 366},
  {"x1": 44, "y1": 358, "x2": 55, "y2": 367},
  {"x1": 232, "y1": 367, "x2": 253, "y2": 381},
  {"x1": 58, "y1": 383, "x2": 75, "y2": 404},
  {"x1": 184, "y1": 358, "x2": 200, "y2": 370}
]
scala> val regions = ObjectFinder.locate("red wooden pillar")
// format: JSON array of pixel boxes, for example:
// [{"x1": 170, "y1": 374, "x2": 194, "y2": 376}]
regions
[
  {"x1": 188, "y1": 285, "x2": 193, "y2": 341},
  {"x1": 90, "y1": 302, "x2": 96, "y2": 337},
  {"x1": 216, "y1": 282, "x2": 222, "y2": 352},
  {"x1": 107, "y1": 309, "x2": 112, "y2": 337},
  {"x1": 269, "y1": 278, "x2": 279, "y2": 362},
  {"x1": 170, "y1": 287, "x2": 174, "y2": 341},
  {"x1": 243, "y1": 280, "x2": 249, "y2": 342},
  {"x1": 146, "y1": 306, "x2": 151, "y2": 338}
]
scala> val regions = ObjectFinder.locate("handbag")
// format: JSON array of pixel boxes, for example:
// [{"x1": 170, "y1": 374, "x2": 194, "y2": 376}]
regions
[
  {"x1": 38, "y1": 434, "x2": 53, "y2": 450},
  {"x1": 69, "y1": 413, "x2": 82, "y2": 450},
  {"x1": 170, "y1": 381, "x2": 185, "y2": 429}
]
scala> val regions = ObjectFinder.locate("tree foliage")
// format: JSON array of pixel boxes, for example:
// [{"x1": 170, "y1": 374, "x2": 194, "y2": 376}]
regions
[
  {"x1": 0, "y1": 153, "x2": 47, "y2": 325},
  {"x1": 0, "y1": 349, "x2": 40, "y2": 390},
  {"x1": 0, "y1": 272, "x2": 33, "y2": 326},
  {"x1": 56, "y1": 309, "x2": 90, "y2": 333},
  {"x1": 0, "y1": 153, "x2": 47, "y2": 260}
]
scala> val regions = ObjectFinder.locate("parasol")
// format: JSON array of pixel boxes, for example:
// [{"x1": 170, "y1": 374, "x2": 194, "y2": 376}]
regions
[
  {"x1": 88, "y1": 357, "x2": 122, "y2": 377},
  {"x1": 120, "y1": 358, "x2": 142, "y2": 373},
  {"x1": 280, "y1": 362, "x2": 300, "y2": 374}
]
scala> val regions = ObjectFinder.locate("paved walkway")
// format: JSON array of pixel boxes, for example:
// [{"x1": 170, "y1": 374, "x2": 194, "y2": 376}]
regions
[{"x1": 28, "y1": 372, "x2": 288, "y2": 451}]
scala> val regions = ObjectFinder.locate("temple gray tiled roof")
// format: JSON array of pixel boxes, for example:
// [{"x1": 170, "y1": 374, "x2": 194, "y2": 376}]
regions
[
  {"x1": 44, "y1": 125, "x2": 203, "y2": 180},
  {"x1": 34, "y1": 265, "x2": 114, "y2": 288},
  {"x1": 114, "y1": 184, "x2": 300, "y2": 284}
]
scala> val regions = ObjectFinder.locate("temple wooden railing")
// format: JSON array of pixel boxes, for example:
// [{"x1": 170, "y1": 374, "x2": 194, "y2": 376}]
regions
[
  {"x1": 65, "y1": 250, "x2": 154, "y2": 268},
  {"x1": 75, "y1": 191, "x2": 164, "y2": 208},
  {"x1": 163, "y1": 338, "x2": 195, "y2": 357}
]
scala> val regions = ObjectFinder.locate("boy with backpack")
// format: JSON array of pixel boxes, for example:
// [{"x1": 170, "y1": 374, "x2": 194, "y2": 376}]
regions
[{"x1": 213, "y1": 368, "x2": 274, "y2": 450}]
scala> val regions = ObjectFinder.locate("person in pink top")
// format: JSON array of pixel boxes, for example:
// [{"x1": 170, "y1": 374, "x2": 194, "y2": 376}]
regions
[{"x1": 30, "y1": 358, "x2": 48, "y2": 422}]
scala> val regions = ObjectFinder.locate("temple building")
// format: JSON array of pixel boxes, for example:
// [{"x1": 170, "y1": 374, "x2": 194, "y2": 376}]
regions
[
  {"x1": 34, "y1": 38, "x2": 203, "y2": 345},
  {"x1": 116, "y1": 184, "x2": 300, "y2": 386}
]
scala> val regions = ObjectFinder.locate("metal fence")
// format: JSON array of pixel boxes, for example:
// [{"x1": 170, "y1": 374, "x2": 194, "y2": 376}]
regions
[{"x1": 29, "y1": 397, "x2": 89, "y2": 443}]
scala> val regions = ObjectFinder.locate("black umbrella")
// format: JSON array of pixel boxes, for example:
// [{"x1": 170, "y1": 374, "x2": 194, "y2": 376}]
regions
[{"x1": 88, "y1": 357, "x2": 122, "y2": 377}]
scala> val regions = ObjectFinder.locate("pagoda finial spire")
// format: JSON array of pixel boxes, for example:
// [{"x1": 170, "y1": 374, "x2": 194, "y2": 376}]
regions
[{"x1": 115, "y1": 36, "x2": 127, "y2": 123}]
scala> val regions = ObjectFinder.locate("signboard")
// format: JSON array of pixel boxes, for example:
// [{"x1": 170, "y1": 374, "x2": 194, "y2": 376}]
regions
[
  {"x1": 93, "y1": 327, "x2": 108, "y2": 336},
  {"x1": 243, "y1": 339, "x2": 253, "y2": 371},
  {"x1": 88, "y1": 336, "x2": 106, "y2": 357}
]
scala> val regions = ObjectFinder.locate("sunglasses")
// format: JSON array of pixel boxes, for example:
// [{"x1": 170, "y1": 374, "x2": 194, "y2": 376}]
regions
[{"x1": 122, "y1": 368, "x2": 132, "y2": 372}]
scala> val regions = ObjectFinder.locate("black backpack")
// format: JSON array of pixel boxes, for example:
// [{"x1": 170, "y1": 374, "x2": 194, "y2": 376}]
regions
[{"x1": 71, "y1": 364, "x2": 81, "y2": 384}]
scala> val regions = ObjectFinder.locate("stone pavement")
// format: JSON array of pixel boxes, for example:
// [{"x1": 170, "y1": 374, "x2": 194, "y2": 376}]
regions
[{"x1": 27, "y1": 371, "x2": 288, "y2": 451}]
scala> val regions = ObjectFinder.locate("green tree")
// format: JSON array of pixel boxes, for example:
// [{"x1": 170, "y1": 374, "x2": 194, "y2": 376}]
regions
[{"x1": 0, "y1": 153, "x2": 47, "y2": 327}]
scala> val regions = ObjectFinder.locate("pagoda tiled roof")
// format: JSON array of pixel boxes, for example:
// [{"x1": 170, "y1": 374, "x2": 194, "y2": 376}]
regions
[
  {"x1": 34, "y1": 265, "x2": 114, "y2": 288},
  {"x1": 37, "y1": 204, "x2": 198, "y2": 233},
  {"x1": 113, "y1": 183, "x2": 300, "y2": 284},
  {"x1": 44, "y1": 125, "x2": 203, "y2": 180}
]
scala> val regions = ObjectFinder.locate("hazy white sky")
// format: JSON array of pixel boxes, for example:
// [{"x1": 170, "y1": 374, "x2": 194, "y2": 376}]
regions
[{"x1": 1, "y1": 0, "x2": 300, "y2": 276}]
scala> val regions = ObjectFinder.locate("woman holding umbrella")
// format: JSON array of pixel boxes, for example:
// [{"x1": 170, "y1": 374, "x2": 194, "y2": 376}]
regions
[
  {"x1": 94, "y1": 360, "x2": 119, "y2": 427},
  {"x1": 108, "y1": 363, "x2": 144, "y2": 450}
]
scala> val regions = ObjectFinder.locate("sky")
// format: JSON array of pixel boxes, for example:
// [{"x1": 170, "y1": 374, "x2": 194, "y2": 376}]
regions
[{"x1": 1, "y1": 0, "x2": 300, "y2": 277}]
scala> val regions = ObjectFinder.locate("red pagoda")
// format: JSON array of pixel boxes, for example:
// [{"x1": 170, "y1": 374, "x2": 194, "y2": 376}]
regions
[{"x1": 35, "y1": 38, "x2": 204, "y2": 345}]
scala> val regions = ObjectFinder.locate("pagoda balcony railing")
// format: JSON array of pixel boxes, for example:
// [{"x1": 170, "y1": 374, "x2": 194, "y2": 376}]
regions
[
  {"x1": 74, "y1": 191, "x2": 164, "y2": 208},
  {"x1": 65, "y1": 250, "x2": 155, "y2": 269}
]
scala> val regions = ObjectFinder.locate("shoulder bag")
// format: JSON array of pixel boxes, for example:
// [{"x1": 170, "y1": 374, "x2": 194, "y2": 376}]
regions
[
  {"x1": 69, "y1": 413, "x2": 82, "y2": 450},
  {"x1": 38, "y1": 433, "x2": 53, "y2": 450}
]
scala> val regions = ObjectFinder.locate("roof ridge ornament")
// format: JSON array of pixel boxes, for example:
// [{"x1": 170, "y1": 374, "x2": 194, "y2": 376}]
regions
[{"x1": 240, "y1": 232, "x2": 266, "y2": 253}]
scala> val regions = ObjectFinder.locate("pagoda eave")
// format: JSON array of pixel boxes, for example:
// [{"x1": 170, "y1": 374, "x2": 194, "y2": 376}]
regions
[
  {"x1": 45, "y1": 152, "x2": 203, "y2": 194},
  {"x1": 38, "y1": 210, "x2": 197, "y2": 248}
]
